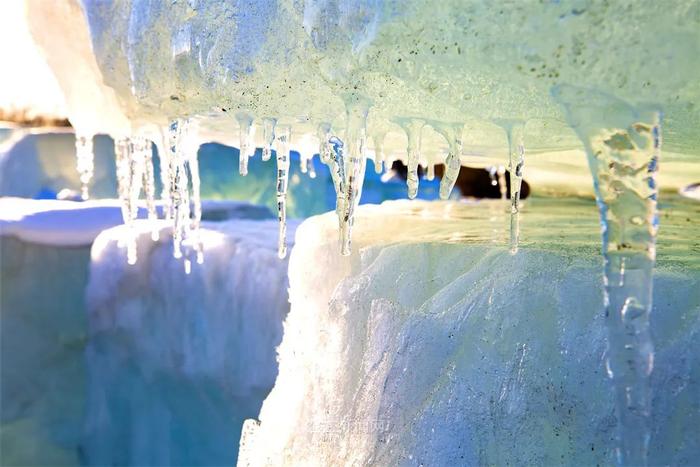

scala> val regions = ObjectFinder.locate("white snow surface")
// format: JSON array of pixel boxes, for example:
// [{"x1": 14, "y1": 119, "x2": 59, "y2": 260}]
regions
[
  {"x1": 0, "y1": 198, "x2": 272, "y2": 246},
  {"x1": 240, "y1": 200, "x2": 700, "y2": 466}
]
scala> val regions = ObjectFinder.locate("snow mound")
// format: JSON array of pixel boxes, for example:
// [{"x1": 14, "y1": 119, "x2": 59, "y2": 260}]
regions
[{"x1": 240, "y1": 201, "x2": 700, "y2": 466}]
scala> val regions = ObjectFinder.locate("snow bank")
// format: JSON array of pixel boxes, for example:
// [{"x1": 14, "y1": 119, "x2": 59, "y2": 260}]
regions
[
  {"x1": 82, "y1": 217, "x2": 297, "y2": 465},
  {"x1": 240, "y1": 200, "x2": 700, "y2": 465}
]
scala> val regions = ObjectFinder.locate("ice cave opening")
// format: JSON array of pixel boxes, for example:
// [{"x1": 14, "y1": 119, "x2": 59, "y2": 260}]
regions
[{"x1": 0, "y1": 0, "x2": 699, "y2": 466}]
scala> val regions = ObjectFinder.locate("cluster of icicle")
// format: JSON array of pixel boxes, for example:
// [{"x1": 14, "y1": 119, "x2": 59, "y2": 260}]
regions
[{"x1": 73, "y1": 107, "x2": 529, "y2": 268}]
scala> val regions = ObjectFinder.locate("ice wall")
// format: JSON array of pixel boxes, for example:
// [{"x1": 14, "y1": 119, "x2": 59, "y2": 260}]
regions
[
  {"x1": 240, "y1": 200, "x2": 700, "y2": 466},
  {"x1": 83, "y1": 218, "x2": 296, "y2": 465}
]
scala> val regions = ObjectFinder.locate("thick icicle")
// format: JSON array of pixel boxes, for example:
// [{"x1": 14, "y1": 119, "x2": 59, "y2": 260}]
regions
[
  {"x1": 328, "y1": 135, "x2": 346, "y2": 226},
  {"x1": 275, "y1": 125, "x2": 291, "y2": 259},
  {"x1": 371, "y1": 130, "x2": 387, "y2": 174},
  {"x1": 555, "y1": 86, "x2": 661, "y2": 467},
  {"x1": 433, "y1": 123, "x2": 463, "y2": 200},
  {"x1": 499, "y1": 121, "x2": 525, "y2": 254},
  {"x1": 75, "y1": 133, "x2": 95, "y2": 200},
  {"x1": 338, "y1": 100, "x2": 369, "y2": 256},
  {"x1": 397, "y1": 119, "x2": 425, "y2": 199},
  {"x1": 167, "y1": 118, "x2": 203, "y2": 272},
  {"x1": 488, "y1": 166, "x2": 498, "y2": 186},
  {"x1": 262, "y1": 118, "x2": 277, "y2": 162},
  {"x1": 237, "y1": 112, "x2": 255, "y2": 175},
  {"x1": 425, "y1": 163, "x2": 435, "y2": 181}
]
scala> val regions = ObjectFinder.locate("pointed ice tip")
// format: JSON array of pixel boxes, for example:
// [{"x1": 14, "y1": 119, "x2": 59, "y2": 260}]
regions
[
  {"x1": 277, "y1": 249, "x2": 287, "y2": 259},
  {"x1": 509, "y1": 246, "x2": 519, "y2": 255}
]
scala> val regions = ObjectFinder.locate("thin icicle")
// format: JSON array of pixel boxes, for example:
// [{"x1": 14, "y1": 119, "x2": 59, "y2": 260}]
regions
[
  {"x1": 433, "y1": 122, "x2": 463, "y2": 200},
  {"x1": 397, "y1": 119, "x2": 425, "y2": 199},
  {"x1": 339, "y1": 99, "x2": 369, "y2": 256},
  {"x1": 300, "y1": 153, "x2": 308, "y2": 174},
  {"x1": 307, "y1": 154, "x2": 317, "y2": 179},
  {"x1": 155, "y1": 128, "x2": 172, "y2": 221},
  {"x1": 275, "y1": 125, "x2": 291, "y2": 259},
  {"x1": 497, "y1": 165, "x2": 507, "y2": 200},
  {"x1": 75, "y1": 133, "x2": 95, "y2": 200},
  {"x1": 504, "y1": 122, "x2": 525, "y2": 254},
  {"x1": 488, "y1": 166, "x2": 498, "y2": 186},
  {"x1": 138, "y1": 139, "x2": 159, "y2": 241},
  {"x1": 371, "y1": 130, "x2": 387, "y2": 174},
  {"x1": 187, "y1": 142, "x2": 204, "y2": 266},
  {"x1": 237, "y1": 112, "x2": 255, "y2": 175},
  {"x1": 114, "y1": 137, "x2": 143, "y2": 265},
  {"x1": 262, "y1": 118, "x2": 277, "y2": 162}
]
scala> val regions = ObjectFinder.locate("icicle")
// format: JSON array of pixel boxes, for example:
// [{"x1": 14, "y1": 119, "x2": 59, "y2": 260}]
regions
[
  {"x1": 433, "y1": 123, "x2": 463, "y2": 200},
  {"x1": 488, "y1": 166, "x2": 498, "y2": 186},
  {"x1": 114, "y1": 137, "x2": 143, "y2": 265},
  {"x1": 75, "y1": 133, "x2": 95, "y2": 200},
  {"x1": 262, "y1": 118, "x2": 277, "y2": 162},
  {"x1": 338, "y1": 99, "x2": 369, "y2": 256},
  {"x1": 426, "y1": 163, "x2": 435, "y2": 181},
  {"x1": 397, "y1": 119, "x2": 425, "y2": 199},
  {"x1": 371, "y1": 130, "x2": 387, "y2": 174},
  {"x1": 307, "y1": 154, "x2": 317, "y2": 179},
  {"x1": 138, "y1": 139, "x2": 159, "y2": 241},
  {"x1": 497, "y1": 165, "x2": 507, "y2": 200},
  {"x1": 498, "y1": 121, "x2": 525, "y2": 254},
  {"x1": 237, "y1": 112, "x2": 255, "y2": 175},
  {"x1": 554, "y1": 85, "x2": 661, "y2": 467},
  {"x1": 300, "y1": 153, "x2": 308, "y2": 174},
  {"x1": 317, "y1": 123, "x2": 332, "y2": 164},
  {"x1": 167, "y1": 118, "x2": 203, "y2": 270},
  {"x1": 155, "y1": 128, "x2": 172, "y2": 221},
  {"x1": 275, "y1": 125, "x2": 291, "y2": 259}
]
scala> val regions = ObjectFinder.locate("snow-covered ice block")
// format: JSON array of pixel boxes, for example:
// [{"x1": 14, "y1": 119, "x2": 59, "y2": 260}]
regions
[
  {"x1": 0, "y1": 198, "x2": 274, "y2": 465},
  {"x1": 241, "y1": 200, "x2": 700, "y2": 466},
  {"x1": 83, "y1": 218, "x2": 297, "y2": 465}
]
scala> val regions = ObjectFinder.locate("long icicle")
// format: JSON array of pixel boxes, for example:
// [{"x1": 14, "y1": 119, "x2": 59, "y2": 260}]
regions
[
  {"x1": 339, "y1": 99, "x2": 369, "y2": 256},
  {"x1": 433, "y1": 122, "x2": 463, "y2": 200},
  {"x1": 554, "y1": 85, "x2": 661, "y2": 466},
  {"x1": 114, "y1": 137, "x2": 143, "y2": 265},
  {"x1": 275, "y1": 125, "x2": 291, "y2": 259},
  {"x1": 139, "y1": 138, "x2": 159, "y2": 241},
  {"x1": 75, "y1": 133, "x2": 95, "y2": 200},
  {"x1": 155, "y1": 128, "x2": 172, "y2": 221}
]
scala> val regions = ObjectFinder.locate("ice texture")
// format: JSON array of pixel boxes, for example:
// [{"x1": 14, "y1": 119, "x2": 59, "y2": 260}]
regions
[
  {"x1": 83, "y1": 218, "x2": 297, "y2": 465},
  {"x1": 240, "y1": 200, "x2": 700, "y2": 466}
]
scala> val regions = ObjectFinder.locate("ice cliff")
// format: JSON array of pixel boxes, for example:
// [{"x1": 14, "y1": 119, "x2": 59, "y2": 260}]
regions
[{"x1": 240, "y1": 199, "x2": 700, "y2": 466}]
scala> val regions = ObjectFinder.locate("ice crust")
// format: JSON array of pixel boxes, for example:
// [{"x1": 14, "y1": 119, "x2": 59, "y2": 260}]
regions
[
  {"x1": 240, "y1": 201, "x2": 700, "y2": 466},
  {"x1": 25, "y1": 1, "x2": 700, "y2": 164},
  {"x1": 83, "y1": 218, "x2": 297, "y2": 465}
]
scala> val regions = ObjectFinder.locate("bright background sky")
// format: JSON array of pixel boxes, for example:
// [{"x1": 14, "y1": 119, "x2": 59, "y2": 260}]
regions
[{"x1": 0, "y1": 0, "x2": 67, "y2": 118}]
